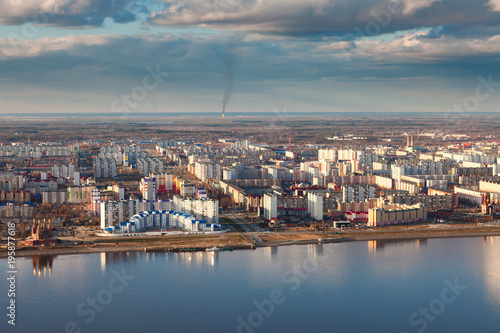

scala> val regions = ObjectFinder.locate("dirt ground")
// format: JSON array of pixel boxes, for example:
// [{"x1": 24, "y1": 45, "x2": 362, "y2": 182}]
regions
[
  {"x1": 3, "y1": 224, "x2": 500, "y2": 258},
  {"x1": 260, "y1": 225, "x2": 500, "y2": 243}
]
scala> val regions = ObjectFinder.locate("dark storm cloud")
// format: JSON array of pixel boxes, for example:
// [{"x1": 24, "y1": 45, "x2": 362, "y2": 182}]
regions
[
  {"x1": 148, "y1": 0, "x2": 500, "y2": 38},
  {"x1": 1, "y1": 32, "x2": 499, "y2": 92}
]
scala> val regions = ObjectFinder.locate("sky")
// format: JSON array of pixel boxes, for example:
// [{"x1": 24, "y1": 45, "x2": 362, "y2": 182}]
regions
[{"x1": 1, "y1": 0, "x2": 500, "y2": 115}]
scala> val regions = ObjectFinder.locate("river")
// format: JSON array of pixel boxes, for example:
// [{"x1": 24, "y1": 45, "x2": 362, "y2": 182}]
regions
[{"x1": 1, "y1": 236, "x2": 500, "y2": 332}]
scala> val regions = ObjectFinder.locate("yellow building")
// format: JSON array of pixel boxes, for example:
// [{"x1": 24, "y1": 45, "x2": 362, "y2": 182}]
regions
[{"x1": 368, "y1": 204, "x2": 428, "y2": 227}]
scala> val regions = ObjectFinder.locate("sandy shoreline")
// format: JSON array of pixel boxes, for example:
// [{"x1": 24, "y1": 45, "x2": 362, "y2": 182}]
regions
[{"x1": 2, "y1": 230, "x2": 500, "y2": 258}]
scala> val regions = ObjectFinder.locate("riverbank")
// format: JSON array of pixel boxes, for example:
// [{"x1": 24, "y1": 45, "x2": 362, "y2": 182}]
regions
[
  {"x1": 2, "y1": 226, "x2": 500, "y2": 258},
  {"x1": 256, "y1": 230, "x2": 500, "y2": 247}
]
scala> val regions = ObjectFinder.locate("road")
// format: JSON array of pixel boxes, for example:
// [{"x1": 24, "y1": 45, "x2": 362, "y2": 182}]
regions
[
  {"x1": 226, "y1": 214, "x2": 254, "y2": 233},
  {"x1": 223, "y1": 214, "x2": 267, "y2": 244}
]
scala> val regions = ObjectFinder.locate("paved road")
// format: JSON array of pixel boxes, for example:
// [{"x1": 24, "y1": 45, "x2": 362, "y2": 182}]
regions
[
  {"x1": 227, "y1": 214, "x2": 254, "y2": 233},
  {"x1": 230, "y1": 213, "x2": 268, "y2": 232}
]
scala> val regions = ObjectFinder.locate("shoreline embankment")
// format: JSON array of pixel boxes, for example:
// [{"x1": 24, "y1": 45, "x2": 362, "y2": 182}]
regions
[{"x1": 2, "y1": 230, "x2": 500, "y2": 258}]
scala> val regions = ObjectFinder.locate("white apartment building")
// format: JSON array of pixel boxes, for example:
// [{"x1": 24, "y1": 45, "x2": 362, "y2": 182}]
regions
[
  {"x1": 94, "y1": 158, "x2": 117, "y2": 178},
  {"x1": 100, "y1": 199, "x2": 173, "y2": 229},
  {"x1": 140, "y1": 177, "x2": 156, "y2": 201},
  {"x1": 318, "y1": 149, "x2": 337, "y2": 162},
  {"x1": 342, "y1": 185, "x2": 376, "y2": 203},
  {"x1": 263, "y1": 193, "x2": 278, "y2": 220},
  {"x1": 195, "y1": 162, "x2": 222, "y2": 180},
  {"x1": 173, "y1": 195, "x2": 219, "y2": 224},
  {"x1": 307, "y1": 192, "x2": 324, "y2": 220},
  {"x1": 138, "y1": 157, "x2": 164, "y2": 177}
]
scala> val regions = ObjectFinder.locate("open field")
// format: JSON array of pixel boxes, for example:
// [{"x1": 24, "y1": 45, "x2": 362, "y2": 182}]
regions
[{"x1": 1, "y1": 113, "x2": 499, "y2": 145}]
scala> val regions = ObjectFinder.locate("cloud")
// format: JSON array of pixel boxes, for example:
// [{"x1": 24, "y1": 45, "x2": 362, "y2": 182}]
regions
[
  {"x1": 329, "y1": 32, "x2": 500, "y2": 61},
  {"x1": 317, "y1": 40, "x2": 355, "y2": 51},
  {"x1": 0, "y1": 0, "x2": 140, "y2": 27},
  {"x1": 489, "y1": 0, "x2": 500, "y2": 11},
  {"x1": 148, "y1": 0, "x2": 500, "y2": 38},
  {"x1": 2, "y1": 30, "x2": 500, "y2": 90},
  {"x1": 1, "y1": 30, "x2": 500, "y2": 114},
  {"x1": 0, "y1": 34, "x2": 111, "y2": 58},
  {"x1": 399, "y1": 0, "x2": 441, "y2": 15}
]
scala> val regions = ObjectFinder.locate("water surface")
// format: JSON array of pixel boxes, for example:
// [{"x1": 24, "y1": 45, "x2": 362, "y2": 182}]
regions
[{"x1": 1, "y1": 237, "x2": 499, "y2": 333}]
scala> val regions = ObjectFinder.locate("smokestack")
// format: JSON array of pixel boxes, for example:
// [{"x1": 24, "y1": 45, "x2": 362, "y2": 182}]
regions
[{"x1": 222, "y1": 50, "x2": 234, "y2": 118}]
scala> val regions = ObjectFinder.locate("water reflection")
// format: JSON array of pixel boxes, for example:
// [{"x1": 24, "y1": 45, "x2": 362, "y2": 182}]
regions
[
  {"x1": 483, "y1": 236, "x2": 500, "y2": 306},
  {"x1": 98, "y1": 250, "x2": 222, "y2": 271},
  {"x1": 31, "y1": 255, "x2": 55, "y2": 278},
  {"x1": 368, "y1": 238, "x2": 427, "y2": 252},
  {"x1": 100, "y1": 251, "x2": 140, "y2": 273},
  {"x1": 171, "y1": 251, "x2": 220, "y2": 268},
  {"x1": 309, "y1": 243, "x2": 324, "y2": 257},
  {"x1": 265, "y1": 246, "x2": 279, "y2": 259}
]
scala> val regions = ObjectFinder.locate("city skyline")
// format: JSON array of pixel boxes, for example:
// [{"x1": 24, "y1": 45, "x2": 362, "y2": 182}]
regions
[{"x1": 1, "y1": 0, "x2": 500, "y2": 114}]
